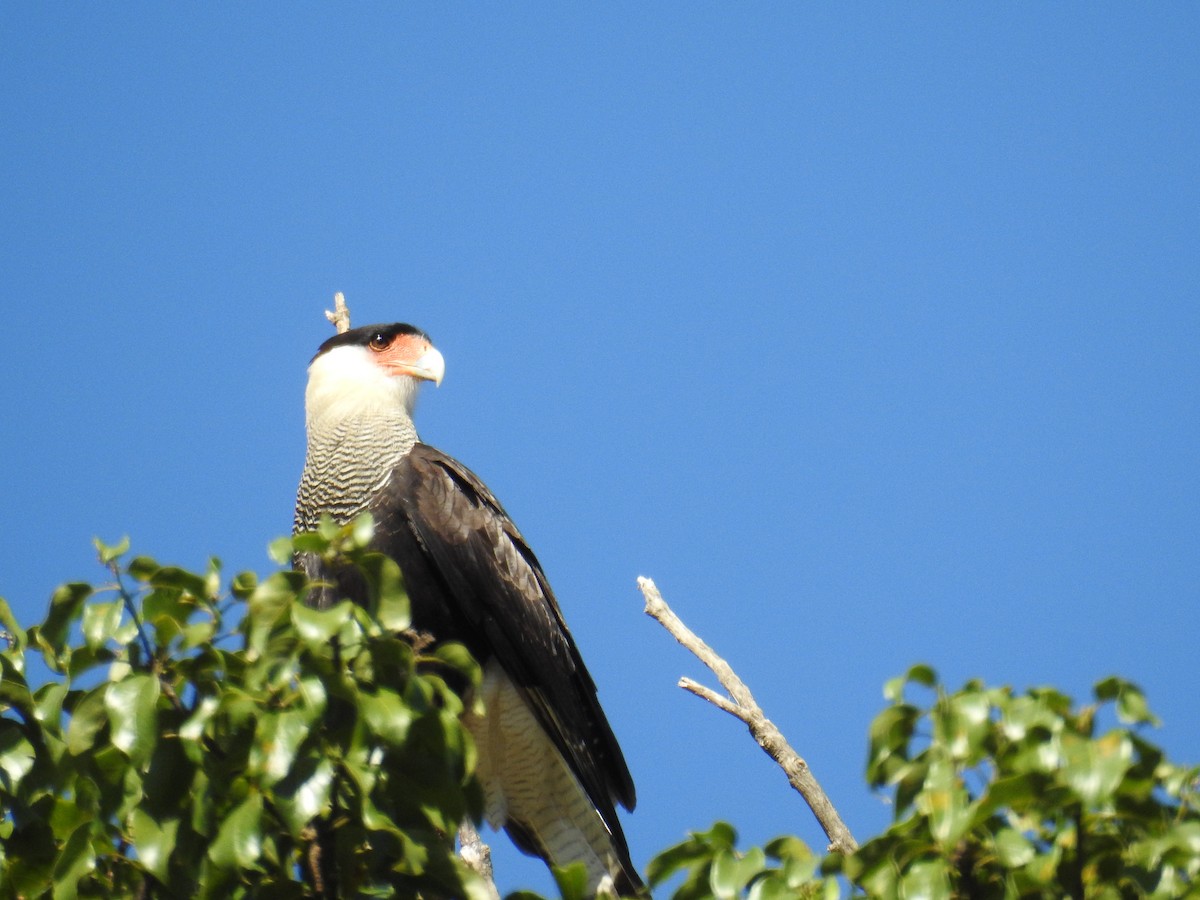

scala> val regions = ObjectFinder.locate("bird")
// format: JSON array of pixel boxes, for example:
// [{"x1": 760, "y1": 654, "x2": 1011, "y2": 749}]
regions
[{"x1": 293, "y1": 322, "x2": 642, "y2": 897}]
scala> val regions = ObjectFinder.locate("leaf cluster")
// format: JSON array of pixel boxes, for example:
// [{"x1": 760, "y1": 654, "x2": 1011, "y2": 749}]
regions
[
  {"x1": 839, "y1": 664, "x2": 1200, "y2": 898},
  {"x1": 640, "y1": 667, "x2": 1198, "y2": 900},
  {"x1": 647, "y1": 822, "x2": 838, "y2": 900},
  {"x1": 0, "y1": 522, "x2": 489, "y2": 899}
]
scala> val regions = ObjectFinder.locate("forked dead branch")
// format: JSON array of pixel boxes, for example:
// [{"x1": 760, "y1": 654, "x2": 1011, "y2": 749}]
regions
[{"x1": 637, "y1": 576, "x2": 858, "y2": 857}]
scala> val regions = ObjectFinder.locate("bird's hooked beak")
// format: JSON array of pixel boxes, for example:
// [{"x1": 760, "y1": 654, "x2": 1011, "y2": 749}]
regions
[
  {"x1": 377, "y1": 335, "x2": 445, "y2": 386},
  {"x1": 402, "y1": 345, "x2": 446, "y2": 386}
]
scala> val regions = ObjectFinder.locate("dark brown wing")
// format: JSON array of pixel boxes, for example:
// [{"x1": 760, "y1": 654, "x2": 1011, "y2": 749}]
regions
[{"x1": 369, "y1": 442, "x2": 637, "y2": 827}]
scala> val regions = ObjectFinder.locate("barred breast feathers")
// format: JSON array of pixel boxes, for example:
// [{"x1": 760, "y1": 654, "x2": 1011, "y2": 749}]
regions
[{"x1": 294, "y1": 413, "x2": 417, "y2": 534}]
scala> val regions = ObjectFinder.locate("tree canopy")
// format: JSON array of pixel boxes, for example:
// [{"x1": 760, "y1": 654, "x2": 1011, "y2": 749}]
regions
[{"x1": 1, "y1": 523, "x2": 1196, "y2": 898}]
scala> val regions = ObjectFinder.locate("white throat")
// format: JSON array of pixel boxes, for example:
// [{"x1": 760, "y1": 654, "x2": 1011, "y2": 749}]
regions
[
  {"x1": 305, "y1": 344, "x2": 422, "y2": 429},
  {"x1": 295, "y1": 344, "x2": 424, "y2": 533}
]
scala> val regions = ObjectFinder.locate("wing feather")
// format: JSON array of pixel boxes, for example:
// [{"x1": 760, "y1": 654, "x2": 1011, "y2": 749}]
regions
[{"x1": 369, "y1": 444, "x2": 637, "y2": 827}]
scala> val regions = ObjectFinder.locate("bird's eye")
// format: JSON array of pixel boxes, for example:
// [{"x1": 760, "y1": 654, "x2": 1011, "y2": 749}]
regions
[{"x1": 368, "y1": 333, "x2": 390, "y2": 351}]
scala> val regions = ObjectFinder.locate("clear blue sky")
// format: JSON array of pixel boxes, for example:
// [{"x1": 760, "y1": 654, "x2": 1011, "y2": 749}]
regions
[{"x1": 3, "y1": 5, "x2": 1197, "y2": 895}]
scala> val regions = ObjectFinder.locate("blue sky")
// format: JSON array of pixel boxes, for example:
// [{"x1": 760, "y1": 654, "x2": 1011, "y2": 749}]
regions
[{"x1": 2, "y1": 5, "x2": 1197, "y2": 895}]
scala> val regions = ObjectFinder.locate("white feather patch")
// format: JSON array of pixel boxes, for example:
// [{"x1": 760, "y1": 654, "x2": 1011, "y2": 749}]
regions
[{"x1": 465, "y1": 660, "x2": 624, "y2": 896}]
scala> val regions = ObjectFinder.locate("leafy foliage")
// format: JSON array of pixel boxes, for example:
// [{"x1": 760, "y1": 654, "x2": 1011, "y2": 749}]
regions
[
  {"x1": 0, "y1": 521, "x2": 489, "y2": 899},
  {"x1": 646, "y1": 668, "x2": 1199, "y2": 899},
  {"x1": 841, "y1": 665, "x2": 1200, "y2": 898},
  {"x1": 647, "y1": 822, "x2": 837, "y2": 900},
  {"x1": 2, "y1": 530, "x2": 1197, "y2": 899}
]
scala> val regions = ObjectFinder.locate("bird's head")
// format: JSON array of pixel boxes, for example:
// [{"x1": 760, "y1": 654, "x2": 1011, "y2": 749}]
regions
[{"x1": 305, "y1": 323, "x2": 445, "y2": 425}]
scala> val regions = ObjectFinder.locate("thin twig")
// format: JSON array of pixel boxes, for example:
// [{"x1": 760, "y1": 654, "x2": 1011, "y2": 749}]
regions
[
  {"x1": 300, "y1": 825, "x2": 325, "y2": 896},
  {"x1": 103, "y1": 558, "x2": 187, "y2": 712},
  {"x1": 638, "y1": 576, "x2": 859, "y2": 856},
  {"x1": 458, "y1": 822, "x2": 501, "y2": 900},
  {"x1": 325, "y1": 292, "x2": 352, "y2": 334},
  {"x1": 157, "y1": 675, "x2": 185, "y2": 713},
  {"x1": 679, "y1": 677, "x2": 744, "y2": 718},
  {"x1": 107, "y1": 562, "x2": 155, "y2": 665}
]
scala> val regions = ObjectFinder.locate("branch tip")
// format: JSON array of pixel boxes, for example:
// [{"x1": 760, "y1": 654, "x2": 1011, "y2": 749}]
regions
[
  {"x1": 458, "y1": 822, "x2": 500, "y2": 900},
  {"x1": 325, "y1": 292, "x2": 352, "y2": 334}
]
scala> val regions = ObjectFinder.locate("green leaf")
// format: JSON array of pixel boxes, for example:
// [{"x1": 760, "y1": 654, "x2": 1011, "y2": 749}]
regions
[
  {"x1": 359, "y1": 688, "x2": 415, "y2": 746},
  {"x1": 295, "y1": 675, "x2": 328, "y2": 722},
  {"x1": 940, "y1": 689, "x2": 991, "y2": 763},
  {"x1": 204, "y1": 557, "x2": 222, "y2": 600},
  {"x1": 356, "y1": 552, "x2": 410, "y2": 631},
  {"x1": 0, "y1": 654, "x2": 33, "y2": 717},
  {"x1": 181, "y1": 617, "x2": 217, "y2": 650},
  {"x1": 51, "y1": 775, "x2": 98, "y2": 839},
  {"x1": 267, "y1": 536, "x2": 295, "y2": 565},
  {"x1": 763, "y1": 834, "x2": 814, "y2": 864},
  {"x1": 94, "y1": 535, "x2": 130, "y2": 565},
  {"x1": 105, "y1": 673, "x2": 160, "y2": 767},
  {"x1": 231, "y1": 570, "x2": 258, "y2": 599},
  {"x1": 1117, "y1": 686, "x2": 1158, "y2": 726},
  {"x1": 81, "y1": 599, "x2": 124, "y2": 651},
  {"x1": 34, "y1": 681, "x2": 68, "y2": 732},
  {"x1": 994, "y1": 827, "x2": 1035, "y2": 867},
  {"x1": 550, "y1": 860, "x2": 590, "y2": 900},
  {"x1": 899, "y1": 857, "x2": 950, "y2": 900},
  {"x1": 866, "y1": 704, "x2": 920, "y2": 786},
  {"x1": 1061, "y1": 730, "x2": 1133, "y2": 806},
  {"x1": 42, "y1": 582, "x2": 93, "y2": 651},
  {"x1": 92, "y1": 742, "x2": 145, "y2": 820},
  {"x1": 291, "y1": 601, "x2": 353, "y2": 651},
  {"x1": 130, "y1": 807, "x2": 180, "y2": 882},
  {"x1": 149, "y1": 566, "x2": 209, "y2": 598},
  {"x1": 748, "y1": 873, "x2": 805, "y2": 900},
  {"x1": 317, "y1": 515, "x2": 340, "y2": 541},
  {"x1": 0, "y1": 721, "x2": 37, "y2": 791},
  {"x1": 884, "y1": 663, "x2": 937, "y2": 702},
  {"x1": 697, "y1": 821, "x2": 739, "y2": 853},
  {"x1": 711, "y1": 847, "x2": 766, "y2": 899},
  {"x1": 290, "y1": 532, "x2": 329, "y2": 554},
  {"x1": 976, "y1": 772, "x2": 1043, "y2": 820},
  {"x1": 647, "y1": 833, "x2": 715, "y2": 886},
  {"x1": 208, "y1": 791, "x2": 264, "y2": 871},
  {"x1": 350, "y1": 512, "x2": 376, "y2": 549},
  {"x1": 892, "y1": 761, "x2": 928, "y2": 817},
  {"x1": 274, "y1": 756, "x2": 334, "y2": 836},
  {"x1": 143, "y1": 588, "x2": 198, "y2": 651},
  {"x1": 67, "y1": 644, "x2": 117, "y2": 681},
  {"x1": 127, "y1": 555, "x2": 160, "y2": 582},
  {"x1": 1002, "y1": 695, "x2": 1061, "y2": 742},
  {"x1": 51, "y1": 823, "x2": 96, "y2": 900},
  {"x1": 180, "y1": 695, "x2": 219, "y2": 742},
  {"x1": 66, "y1": 687, "x2": 110, "y2": 756},
  {"x1": 257, "y1": 710, "x2": 311, "y2": 785},
  {"x1": 245, "y1": 571, "x2": 304, "y2": 655},
  {"x1": 0, "y1": 596, "x2": 26, "y2": 661},
  {"x1": 1169, "y1": 820, "x2": 1200, "y2": 856},
  {"x1": 919, "y1": 757, "x2": 972, "y2": 847},
  {"x1": 431, "y1": 642, "x2": 481, "y2": 688}
]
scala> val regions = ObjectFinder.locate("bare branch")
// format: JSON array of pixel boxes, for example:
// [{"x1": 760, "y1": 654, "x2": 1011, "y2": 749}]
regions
[
  {"x1": 458, "y1": 822, "x2": 501, "y2": 900},
  {"x1": 638, "y1": 576, "x2": 859, "y2": 856},
  {"x1": 679, "y1": 677, "x2": 747, "y2": 720},
  {"x1": 325, "y1": 291, "x2": 352, "y2": 334}
]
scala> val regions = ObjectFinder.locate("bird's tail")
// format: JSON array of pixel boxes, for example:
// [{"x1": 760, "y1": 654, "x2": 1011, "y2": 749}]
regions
[{"x1": 466, "y1": 662, "x2": 644, "y2": 897}]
